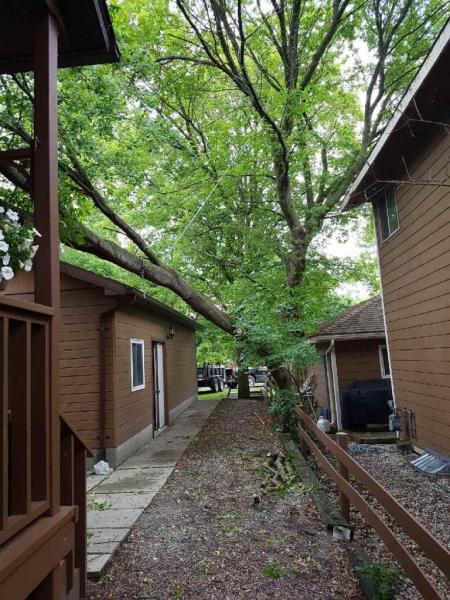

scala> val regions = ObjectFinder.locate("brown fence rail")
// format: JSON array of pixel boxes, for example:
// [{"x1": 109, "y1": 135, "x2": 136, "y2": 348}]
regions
[{"x1": 296, "y1": 406, "x2": 450, "y2": 600}]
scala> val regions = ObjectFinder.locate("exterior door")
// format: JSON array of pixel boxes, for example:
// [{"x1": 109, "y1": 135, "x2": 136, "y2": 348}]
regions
[{"x1": 152, "y1": 342, "x2": 166, "y2": 431}]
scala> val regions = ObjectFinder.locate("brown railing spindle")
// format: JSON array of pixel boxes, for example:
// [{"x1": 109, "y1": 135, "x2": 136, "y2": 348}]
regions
[
  {"x1": 31, "y1": 323, "x2": 49, "y2": 501},
  {"x1": 0, "y1": 317, "x2": 8, "y2": 529},
  {"x1": 8, "y1": 319, "x2": 31, "y2": 515}
]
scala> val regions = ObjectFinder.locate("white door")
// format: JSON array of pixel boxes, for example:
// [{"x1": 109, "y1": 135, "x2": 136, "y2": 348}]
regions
[{"x1": 153, "y1": 342, "x2": 166, "y2": 430}]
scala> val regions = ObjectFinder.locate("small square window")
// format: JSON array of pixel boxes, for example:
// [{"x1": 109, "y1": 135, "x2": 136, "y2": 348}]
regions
[
  {"x1": 377, "y1": 186, "x2": 399, "y2": 241},
  {"x1": 379, "y1": 345, "x2": 391, "y2": 378},
  {"x1": 131, "y1": 340, "x2": 145, "y2": 391}
]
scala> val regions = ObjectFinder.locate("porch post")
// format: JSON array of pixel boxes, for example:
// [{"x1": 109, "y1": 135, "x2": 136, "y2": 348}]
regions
[{"x1": 33, "y1": 12, "x2": 60, "y2": 512}]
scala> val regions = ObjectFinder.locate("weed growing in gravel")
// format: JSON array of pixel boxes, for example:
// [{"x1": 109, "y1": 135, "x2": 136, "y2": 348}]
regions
[
  {"x1": 168, "y1": 584, "x2": 184, "y2": 598},
  {"x1": 196, "y1": 559, "x2": 214, "y2": 573},
  {"x1": 298, "y1": 555, "x2": 322, "y2": 571},
  {"x1": 249, "y1": 466, "x2": 266, "y2": 477},
  {"x1": 262, "y1": 563, "x2": 284, "y2": 579},
  {"x1": 218, "y1": 510, "x2": 244, "y2": 537},
  {"x1": 186, "y1": 467, "x2": 199, "y2": 476},
  {"x1": 193, "y1": 489, "x2": 204, "y2": 499},
  {"x1": 360, "y1": 561, "x2": 400, "y2": 600},
  {"x1": 88, "y1": 499, "x2": 111, "y2": 511}
]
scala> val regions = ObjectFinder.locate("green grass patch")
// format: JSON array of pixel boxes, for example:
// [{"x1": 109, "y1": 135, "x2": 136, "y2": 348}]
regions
[
  {"x1": 88, "y1": 499, "x2": 111, "y2": 511},
  {"x1": 262, "y1": 563, "x2": 284, "y2": 579}
]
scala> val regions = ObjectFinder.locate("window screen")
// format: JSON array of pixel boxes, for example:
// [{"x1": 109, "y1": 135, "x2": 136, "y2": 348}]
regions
[
  {"x1": 131, "y1": 340, "x2": 145, "y2": 390},
  {"x1": 379, "y1": 345, "x2": 391, "y2": 378},
  {"x1": 377, "y1": 186, "x2": 399, "y2": 241}
]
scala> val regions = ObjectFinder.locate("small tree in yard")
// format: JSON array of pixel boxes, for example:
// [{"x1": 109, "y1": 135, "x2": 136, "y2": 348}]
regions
[{"x1": 0, "y1": 0, "x2": 446, "y2": 381}]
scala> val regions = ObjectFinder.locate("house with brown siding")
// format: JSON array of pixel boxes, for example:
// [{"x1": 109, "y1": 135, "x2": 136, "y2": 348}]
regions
[
  {"x1": 309, "y1": 296, "x2": 391, "y2": 429},
  {"x1": 7, "y1": 263, "x2": 198, "y2": 467},
  {"x1": 342, "y1": 20, "x2": 450, "y2": 456}
]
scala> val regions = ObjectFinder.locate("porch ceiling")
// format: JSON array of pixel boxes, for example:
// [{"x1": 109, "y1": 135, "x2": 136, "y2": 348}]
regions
[{"x1": 0, "y1": 0, "x2": 119, "y2": 74}]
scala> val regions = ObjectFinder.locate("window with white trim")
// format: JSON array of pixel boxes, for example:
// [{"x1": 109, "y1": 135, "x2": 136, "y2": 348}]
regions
[
  {"x1": 131, "y1": 339, "x2": 145, "y2": 391},
  {"x1": 379, "y1": 345, "x2": 391, "y2": 378},
  {"x1": 376, "y1": 186, "x2": 399, "y2": 241}
]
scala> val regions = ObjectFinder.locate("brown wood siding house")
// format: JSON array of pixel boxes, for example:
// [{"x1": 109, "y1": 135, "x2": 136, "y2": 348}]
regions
[
  {"x1": 309, "y1": 296, "x2": 389, "y2": 429},
  {"x1": 7, "y1": 263, "x2": 198, "y2": 467},
  {"x1": 342, "y1": 20, "x2": 450, "y2": 456}
]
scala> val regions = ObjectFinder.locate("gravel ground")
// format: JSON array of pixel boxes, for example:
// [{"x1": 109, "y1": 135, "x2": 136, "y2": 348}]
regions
[
  {"x1": 88, "y1": 399, "x2": 362, "y2": 600},
  {"x1": 310, "y1": 442, "x2": 450, "y2": 599}
]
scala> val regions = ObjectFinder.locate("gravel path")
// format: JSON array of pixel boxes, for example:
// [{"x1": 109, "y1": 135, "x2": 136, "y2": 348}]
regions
[{"x1": 88, "y1": 399, "x2": 362, "y2": 600}]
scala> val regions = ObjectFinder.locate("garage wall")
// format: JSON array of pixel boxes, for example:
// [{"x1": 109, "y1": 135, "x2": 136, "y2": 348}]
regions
[{"x1": 114, "y1": 305, "x2": 197, "y2": 447}]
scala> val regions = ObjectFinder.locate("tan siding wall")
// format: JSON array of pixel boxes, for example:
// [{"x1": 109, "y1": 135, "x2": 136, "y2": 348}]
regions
[
  {"x1": 335, "y1": 339, "x2": 385, "y2": 389},
  {"x1": 114, "y1": 306, "x2": 197, "y2": 447},
  {"x1": 376, "y1": 128, "x2": 450, "y2": 455}
]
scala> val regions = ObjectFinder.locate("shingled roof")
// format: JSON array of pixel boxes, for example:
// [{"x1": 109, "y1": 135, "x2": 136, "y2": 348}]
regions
[{"x1": 309, "y1": 296, "x2": 385, "y2": 342}]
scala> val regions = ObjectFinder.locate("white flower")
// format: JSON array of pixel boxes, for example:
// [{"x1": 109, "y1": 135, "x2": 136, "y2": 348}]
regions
[
  {"x1": 2, "y1": 253, "x2": 10, "y2": 266},
  {"x1": 33, "y1": 227, "x2": 42, "y2": 238},
  {"x1": 19, "y1": 239, "x2": 32, "y2": 251},
  {"x1": 6, "y1": 209, "x2": 19, "y2": 223},
  {"x1": 0, "y1": 229, "x2": 3, "y2": 240},
  {"x1": 0, "y1": 206, "x2": 4, "y2": 214},
  {"x1": 24, "y1": 259, "x2": 33, "y2": 272},
  {"x1": 31, "y1": 245, "x2": 39, "y2": 257},
  {"x1": 0, "y1": 241, "x2": 9, "y2": 252},
  {"x1": 1, "y1": 266, "x2": 14, "y2": 280}
]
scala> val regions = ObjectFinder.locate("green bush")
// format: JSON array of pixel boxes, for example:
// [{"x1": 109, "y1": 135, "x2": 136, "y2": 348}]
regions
[
  {"x1": 360, "y1": 561, "x2": 400, "y2": 600},
  {"x1": 268, "y1": 389, "x2": 299, "y2": 437}
]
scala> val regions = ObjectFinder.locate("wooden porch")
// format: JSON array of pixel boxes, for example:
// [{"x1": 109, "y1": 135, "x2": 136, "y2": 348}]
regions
[{"x1": 0, "y1": 2, "x2": 118, "y2": 598}]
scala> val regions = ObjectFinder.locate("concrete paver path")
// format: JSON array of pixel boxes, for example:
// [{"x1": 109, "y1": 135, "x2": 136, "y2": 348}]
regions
[{"x1": 86, "y1": 399, "x2": 219, "y2": 577}]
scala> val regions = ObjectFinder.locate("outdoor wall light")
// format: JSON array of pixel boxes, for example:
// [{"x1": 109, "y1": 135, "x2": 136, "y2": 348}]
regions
[{"x1": 167, "y1": 325, "x2": 175, "y2": 339}]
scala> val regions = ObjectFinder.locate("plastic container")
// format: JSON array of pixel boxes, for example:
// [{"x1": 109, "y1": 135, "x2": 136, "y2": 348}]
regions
[{"x1": 317, "y1": 415, "x2": 331, "y2": 433}]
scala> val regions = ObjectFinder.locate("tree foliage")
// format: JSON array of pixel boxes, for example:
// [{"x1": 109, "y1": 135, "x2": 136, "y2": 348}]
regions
[{"x1": 0, "y1": 0, "x2": 447, "y2": 371}]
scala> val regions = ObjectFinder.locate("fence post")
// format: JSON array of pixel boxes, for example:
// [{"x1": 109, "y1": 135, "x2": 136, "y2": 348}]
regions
[
  {"x1": 337, "y1": 432, "x2": 350, "y2": 523},
  {"x1": 298, "y1": 409, "x2": 309, "y2": 458}
]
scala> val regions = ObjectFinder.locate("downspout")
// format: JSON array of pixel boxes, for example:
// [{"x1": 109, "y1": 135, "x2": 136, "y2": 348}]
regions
[
  {"x1": 324, "y1": 340, "x2": 337, "y2": 428},
  {"x1": 330, "y1": 340, "x2": 343, "y2": 430},
  {"x1": 99, "y1": 293, "x2": 136, "y2": 459}
]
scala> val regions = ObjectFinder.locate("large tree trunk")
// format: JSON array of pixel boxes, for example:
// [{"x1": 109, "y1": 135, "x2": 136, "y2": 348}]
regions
[
  {"x1": 238, "y1": 368, "x2": 250, "y2": 399},
  {"x1": 270, "y1": 367, "x2": 291, "y2": 391}
]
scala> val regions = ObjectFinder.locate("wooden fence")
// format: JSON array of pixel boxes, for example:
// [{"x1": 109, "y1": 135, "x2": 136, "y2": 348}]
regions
[{"x1": 296, "y1": 406, "x2": 450, "y2": 600}]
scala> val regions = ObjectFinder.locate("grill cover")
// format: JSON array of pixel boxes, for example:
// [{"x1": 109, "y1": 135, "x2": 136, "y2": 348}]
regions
[{"x1": 341, "y1": 379, "x2": 392, "y2": 429}]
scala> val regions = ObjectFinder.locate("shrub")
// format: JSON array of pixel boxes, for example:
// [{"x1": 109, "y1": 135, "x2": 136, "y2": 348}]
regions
[
  {"x1": 360, "y1": 560, "x2": 401, "y2": 600},
  {"x1": 268, "y1": 389, "x2": 299, "y2": 437}
]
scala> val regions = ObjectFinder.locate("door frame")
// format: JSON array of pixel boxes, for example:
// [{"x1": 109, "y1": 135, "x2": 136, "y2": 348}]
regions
[{"x1": 151, "y1": 338, "x2": 169, "y2": 431}]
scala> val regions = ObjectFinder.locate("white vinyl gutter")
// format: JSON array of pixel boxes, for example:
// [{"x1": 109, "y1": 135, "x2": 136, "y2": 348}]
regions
[{"x1": 341, "y1": 18, "x2": 450, "y2": 211}]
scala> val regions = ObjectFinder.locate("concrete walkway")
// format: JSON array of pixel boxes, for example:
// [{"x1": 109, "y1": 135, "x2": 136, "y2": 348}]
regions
[{"x1": 86, "y1": 399, "x2": 219, "y2": 577}]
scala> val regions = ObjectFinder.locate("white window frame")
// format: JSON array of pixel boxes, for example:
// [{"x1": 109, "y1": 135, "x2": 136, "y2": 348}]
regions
[
  {"x1": 377, "y1": 186, "x2": 399, "y2": 242},
  {"x1": 130, "y1": 339, "x2": 145, "y2": 391},
  {"x1": 378, "y1": 344, "x2": 391, "y2": 379}
]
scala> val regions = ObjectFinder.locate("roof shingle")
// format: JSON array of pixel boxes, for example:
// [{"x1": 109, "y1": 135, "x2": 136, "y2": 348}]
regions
[{"x1": 311, "y1": 296, "x2": 385, "y2": 340}]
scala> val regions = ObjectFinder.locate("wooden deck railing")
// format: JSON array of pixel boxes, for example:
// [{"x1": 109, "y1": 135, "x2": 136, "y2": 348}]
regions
[
  {"x1": 60, "y1": 416, "x2": 89, "y2": 598},
  {"x1": 296, "y1": 405, "x2": 450, "y2": 600},
  {"x1": 0, "y1": 302, "x2": 51, "y2": 546}
]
